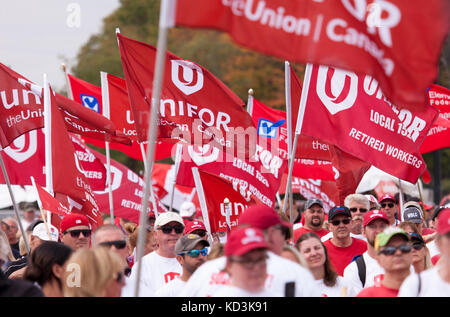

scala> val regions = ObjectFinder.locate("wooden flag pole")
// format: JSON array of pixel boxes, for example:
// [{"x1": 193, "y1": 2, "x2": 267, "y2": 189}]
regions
[
  {"x1": 283, "y1": 64, "x2": 313, "y2": 216},
  {"x1": 0, "y1": 155, "x2": 30, "y2": 254}
]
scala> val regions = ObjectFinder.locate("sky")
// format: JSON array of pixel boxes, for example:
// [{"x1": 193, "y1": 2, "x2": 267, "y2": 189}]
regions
[{"x1": 0, "y1": 0, "x2": 120, "y2": 92}]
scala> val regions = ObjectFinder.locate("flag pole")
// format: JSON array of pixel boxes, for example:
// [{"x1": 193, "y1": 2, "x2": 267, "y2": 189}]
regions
[
  {"x1": 283, "y1": 64, "x2": 313, "y2": 217},
  {"x1": 43, "y1": 74, "x2": 53, "y2": 226},
  {"x1": 0, "y1": 154, "x2": 30, "y2": 254},
  {"x1": 138, "y1": 142, "x2": 159, "y2": 217},
  {"x1": 247, "y1": 89, "x2": 254, "y2": 115},
  {"x1": 284, "y1": 61, "x2": 294, "y2": 223},
  {"x1": 132, "y1": 0, "x2": 172, "y2": 297},
  {"x1": 61, "y1": 63, "x2": 73, "y2": 100},
  {"x1": 100, "y1": 71, "x2": 115, "y2": 224},
  {"x1": 31, "y1": 176, "x2": 52, "y2": 241},
  {"x1": 223, "y1": 198, "x2": 232, "y2": 233},
  {"x1": 169, "y1": 143, "x2": 182, "y2": 212}
]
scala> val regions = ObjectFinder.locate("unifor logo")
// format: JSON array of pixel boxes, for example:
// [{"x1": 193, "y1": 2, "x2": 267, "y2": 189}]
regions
[
  {"x1": 187, "y1": 144, "x2": 219, "y2": 166},
  {"x1": 171, "y1": 60, "x2": 204, "y2": 95},
  {"x1": 257, "y1": 118, "x2": 285, "y2": 138},
  {"x1": 3, "y1": 130, "x2": 37, "y2": 163},
  {"x1": 80, "y1": 94, "x2": 100, "y2": 113},
  {"x1": 316, "y1": 65, "x2": 358, "y2": 115}
]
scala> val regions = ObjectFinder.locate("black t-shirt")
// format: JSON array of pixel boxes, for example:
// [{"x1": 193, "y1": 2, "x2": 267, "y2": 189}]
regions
[
  {"x1": 0, "y1": 269, "x2": 43, "y2": 297},
  {"x1": 10, "y1": 242, "x2": 21, "y2": 259}
]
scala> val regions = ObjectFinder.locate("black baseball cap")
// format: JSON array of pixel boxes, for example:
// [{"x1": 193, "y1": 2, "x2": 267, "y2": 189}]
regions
[{"x1": 328, "y1": 206, "x2": 351, "y2": 221}]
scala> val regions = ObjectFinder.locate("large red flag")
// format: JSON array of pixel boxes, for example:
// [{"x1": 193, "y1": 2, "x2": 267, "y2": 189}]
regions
[
  {"x1": 33, "y1": 180, "x2": 71, "y2": 217},
  {"x1": 49, "y1": 85, "x2": 102, "y2": 229},
  {"x1": 176, "y1": 143, "x2": 287, "y2": 208},
  {"x1": 117, "y1": 33, "x2": 256, "y2": 158},
  {"x1": 195, "y1": 169, "x2": 254, "y2": 233},
  {"x1": 0, "y1": 62, "x2": 129, "y2": 149},
  {"x1": 174, "y1": 0, "x2": 449, "y2": 110},
  {"x1": 420, "y1": 85, "x2": 450, "y2": 153},
  {"x1": 299, "y1": 64, "x2": 438, "y2": 184}
]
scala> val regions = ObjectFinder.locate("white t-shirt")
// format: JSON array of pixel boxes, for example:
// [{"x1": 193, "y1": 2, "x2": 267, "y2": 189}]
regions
[
  {"x1": 321, "y1": 232, "x2": 367, "y2": 242},
  {"x1": 314, "y1": 276, "x2": 349, "y2": 297},
  {"x1": 155, "y1": 277, "x2": 186, "y2": 297},
  {"x1": 342, "y1": 251, "x2": 385, "y2": 296},
  {"x1": 178, "y1": 251, "x2": 321, "y2": 297},
  {"x1": 122, "y1": 251, "x2": 182, "y2": 297},
  {"x1": 211, "y1": 285, "x2": 278, "y2": 297},
  {"x1": 398, "y1": 266, "x2": 450, "y2": 297},
  {"x1": 427, "y1": 240, "x2": 440, "y2": 258}
]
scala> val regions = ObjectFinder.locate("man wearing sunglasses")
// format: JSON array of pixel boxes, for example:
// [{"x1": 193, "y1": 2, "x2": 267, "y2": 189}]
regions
[
  {"x1": 156, "y1": 233, "x2": 209, "y2": 297},
  {"x1": 93, "y1": 224, "x2": 129, "y2": 267},
  {"x1": 323, "y1": 206, "x2": 367, "y2": 276},
  {"x1": 379, "y1": 194, "x2": 400, "y2": 226},
  {"x1": 357, "y1": 227, "x2": 412, "y2": 297},
  {"x1": 344, "y1": 194, "x2": 370, "y2": 239},
  {"x1": 59, "y1": 214, "x2": 92, "y2": 250},
  {"x1": 124, "y1": 212, "x2": 184, "y2": 297}
]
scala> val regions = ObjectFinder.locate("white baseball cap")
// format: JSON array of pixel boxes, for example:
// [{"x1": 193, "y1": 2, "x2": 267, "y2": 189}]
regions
[
  {"x1": 179, "y1": 201, "x2": 196, "y2": 218},
  {"x1": 154, "y1": 212, "x2": 184, "y2": 228},
  {"x1": 32, "y1": 223, "x2": 59, "y2": 242}
]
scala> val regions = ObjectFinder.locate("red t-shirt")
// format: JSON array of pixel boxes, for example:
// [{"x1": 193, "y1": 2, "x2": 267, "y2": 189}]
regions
[
  {"x1": 293, "y1": 227, "x2": 330, "y2": 243},
  {"x1": 422, "y1": 227, "x2": 436, "y2": 235},
  {"x1": 323, "y1": 238, "x2": 367, "y2": 276},
  {"x1": 357, "y1": 284, "x2": 399, "y2": 297}
]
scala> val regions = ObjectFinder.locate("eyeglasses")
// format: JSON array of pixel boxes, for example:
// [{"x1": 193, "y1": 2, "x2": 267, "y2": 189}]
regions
[
  {"x1": 229, "y1": 254, "x2": 268, "y2": 270},
  {"x1": 99, "y1": 240, "x2": 127, "y2": 250},
  {"x1": 159, "y1": 225, "x2": 184, "y2": 234},
  {"x1": 349, "y1": 208, "x2": 368, "y2": 213},
  {"x1": 379, "y1": 244, "x2": 411, "y2": 256},
  {"x1": 191, "y1": 230, "x2": 207, "y2": 238},
  {"x1": 412, "y1": 243, "x2": 425, "y2": 251},
  {"x1": 64, "y1": 229, "x2": 92, "y2": 238},
  {"x1": 381, "y1": 203, "x2": 395, "y2": 208},
  {"x1": 177, "y1": 247, "x2": 208, "y2": 257},
  {"x1": 330, "y1": 218, "x2": 351, "y2": 226}
]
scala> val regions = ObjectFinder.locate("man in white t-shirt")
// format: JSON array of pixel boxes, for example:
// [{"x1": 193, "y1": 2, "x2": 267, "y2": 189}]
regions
[
  {"x1": 344, "y1": 193, "x2": 370, "y2": 240},
  {"x1": 122, "y1": 212, "x2": 184, "y2": 297},
  {"x1": 179, "y1": 205, "x2": 321, "y2": 297},
  {"x1": 343, "y1": 209, "x2": 389, "y2": 296},
  {"x1": 155, "y1": 233, "x2": 209, "y2": 297},
  {"x1": 399, "y1": 208, "x2": 450, "y2": 297}
]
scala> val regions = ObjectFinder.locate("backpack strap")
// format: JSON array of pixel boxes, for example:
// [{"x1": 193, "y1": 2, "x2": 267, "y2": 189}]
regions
[{"x1": 355, "y1": 255, "x2": 366, "y2": 287}]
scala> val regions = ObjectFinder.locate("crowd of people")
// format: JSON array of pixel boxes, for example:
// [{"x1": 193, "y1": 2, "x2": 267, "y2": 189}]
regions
[{"x1": 0, "y1": 194, "x2": 449, "y2": 297}]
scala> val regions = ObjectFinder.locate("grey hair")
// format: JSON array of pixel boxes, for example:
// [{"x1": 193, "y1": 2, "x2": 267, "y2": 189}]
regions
[{"x1": 344, "y1": 194, "x2": 370, "y2": 209}]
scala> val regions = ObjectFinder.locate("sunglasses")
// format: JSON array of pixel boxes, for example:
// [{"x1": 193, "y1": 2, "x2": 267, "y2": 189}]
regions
[
  {"x1": 331, "y1": 218, "x2": 351, "y2": 226},
  {"x1": 99, "y1": 240, "x2": 127, "y2": 250},
  {"x1": 191, "y1": 230, "x2": 207, "y2": 238},
  {"x1": 64, "y1": 229, "x2": 92, "y2": 238},
  {"x1": 177, "y1": 247, "x2": 208, "y2": 258},
  {"x1": 381, "y1": 203, "x2": 395, "y2": 208},
  {"x1": 159, "y1": 225, "x2": 184, "y2": 234},
  {"x1": 379, "y1": 244, "x2": 411, "y2": 256},
  {"x1": 412, "y1": 243, "x2": 425, "y2": 251},
  {"x1": 349, "y1": 207, "x2": 368, "y2": 213}
]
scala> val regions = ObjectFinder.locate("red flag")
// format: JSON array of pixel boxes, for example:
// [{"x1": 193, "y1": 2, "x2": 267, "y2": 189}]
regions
[
  {"x1": 176, "y1": 143, "x2": 287, "y2": 208},
  {"x1": 0, "y1": 62, "x2": 129, "y2": 149},
  {"x1": 420, "y1": 85, "x2": 450, "y2": 153},
  {"x1": 195, "y1": 169, "x2": 253, "y2": 233},
  {"x1": 174, "y1": 0, "x2": 450, "y2": 110},
  {"x1": 300, "y1": 64, "x2": 438, "y2": 184},
  {"x1": 33, "y1": 180, "x2": 71, "y2": 217},
  {"x1": 117, "y1": 33, "x2": 256, "y2": 158},
  {"x1": 49, "y1": 84, "x2": 102, "y2": 229},
  {"x1": 92, "y1": 151, "x2": 168, "y2": 224}
]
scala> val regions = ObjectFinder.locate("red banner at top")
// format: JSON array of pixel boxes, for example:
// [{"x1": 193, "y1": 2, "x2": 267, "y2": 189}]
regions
[
  {"x1": 174, "y1": 0, "x2": 449, "y2": 110},
  {"x1": 300, "y1": 64, "x2": 438, "y2": 184}
]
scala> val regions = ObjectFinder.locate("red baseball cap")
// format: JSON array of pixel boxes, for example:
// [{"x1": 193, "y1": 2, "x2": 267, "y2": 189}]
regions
[
  {"x1": 184, "y1": 220, "x2": 207, "y2": 234},
  {"x1": 225, "y1": 227, "x2": 269, "y2": 256},
  {"x1": 59, "y1": 213, "x2": 90, "y2": 233},
  {"x1": 378, "y1": 194, "x2": 396, "y2": 203},
  {"x1": 436, "y1": 208, "x2": 450, "y2": 235},
  {"x1": 363, "y1": 209, "x2": 389, "y2": 227},
  {"x1": 238, "y1": 205, "x2": 291, "y2": 230}
]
